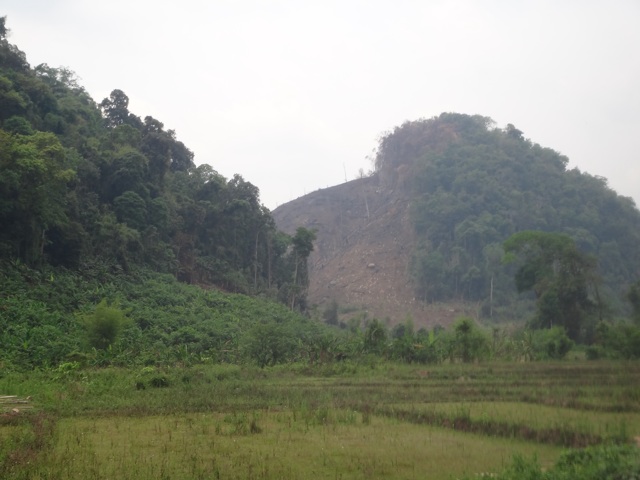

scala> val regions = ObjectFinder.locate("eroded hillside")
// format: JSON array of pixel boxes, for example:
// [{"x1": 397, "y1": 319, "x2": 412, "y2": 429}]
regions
[{"x1": 273, "y1": 173, "x2": 468, "y2": 329}]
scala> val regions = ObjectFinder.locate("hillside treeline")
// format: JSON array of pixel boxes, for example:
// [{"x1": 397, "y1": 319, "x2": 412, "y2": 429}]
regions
[
  {"x1": 375, "y1": 114, "x2": 640, "y2": 317},
  {"x1": 0, "y1": 18, "x2": 312, "y2": 307}
]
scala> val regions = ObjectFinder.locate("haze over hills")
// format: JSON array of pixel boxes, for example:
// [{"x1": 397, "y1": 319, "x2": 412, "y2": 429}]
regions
[{"x1": 273, "y1": 114, "x2": 640, "y2": 329}]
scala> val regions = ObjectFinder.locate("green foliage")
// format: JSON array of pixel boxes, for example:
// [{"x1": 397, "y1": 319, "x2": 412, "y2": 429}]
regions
[
  {"x1": 628, "y1": 280, "x2": 640, "y2": 325},
  {"x1": 81, "y1": 299, "x2": 131, "y2": 350},
  {"x1": 504, "y1": 231, "x2": 599, "y2": 340},
  {"x1": 0, "y1": 21, "x2": 307, "y2": 309},
  {"x1": 1, "y1": 362, "x2": 639, "y2": 479},
  {"x1": 382, "y1": 114, "x2": 640, "y2": 320},
  {"x1": 0, "y1": 130, "x2": 75, "y2": 264},
  {"x1": 451, "y1": 316, "x2": 490, "y2": 363},
  {"x1": 530, "y1": 327, "x2": 574, "y2": 360},
  {"x1": 3, "y1": 115, "x2": 33, "y2": 134},
  {"x1": 289, "y1": 227, "x2": 317, "y2": 310},
  {"x1": 465, "y1": 444, "x2": 640, "y2": 480},
  {"x1": 592, "y1": 321, "x2": 640, "y2": 359},
  {"x1": 113, "y1": 190, "x2": 147, "y2": 230},
  {"x1": 3, "y1": 20, "x2": 640, "y2": 375},
  {"x1": 242, "y1": 320, "x2": 300, "y2": 368},
  {"x1": 363, "y1": 318, "x2": 388, "y2": 355},
  {"x1": 0, "y1": 261, "x2": 335, "y2": 370}
]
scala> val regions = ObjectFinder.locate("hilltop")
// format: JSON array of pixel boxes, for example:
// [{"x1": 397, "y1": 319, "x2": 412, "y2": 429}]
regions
[{"x1": 274, "y1": 114, "x2": 640, "y2": 328}]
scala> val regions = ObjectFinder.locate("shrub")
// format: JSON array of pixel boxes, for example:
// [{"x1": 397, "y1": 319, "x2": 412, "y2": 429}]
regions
[
  {"x1": 81, "y1": 299, "x2": 131, "y2": 350},
  {"x1": 599, "y1": 322, "x2": 640, "y2": 359},
  {"x1": 451, "y1": 317, "x2": 489, "y2": 363},
  {"x1": 242, "y1": 320, "x2": 299, "y2": 368},
  {"x1": 465, "y1": 444, "x2": 640, "y2": 479},
  {"x1": 531, "y1": 327, "x2": 573, "y2": 360},
  {"x1": 149, "y1": 376, "x2": 169, "y2": 388}
]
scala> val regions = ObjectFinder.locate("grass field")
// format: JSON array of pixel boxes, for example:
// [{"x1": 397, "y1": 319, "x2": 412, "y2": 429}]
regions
[{"x1": 1, "y1": 360, "x2": 639, "y2": 479}]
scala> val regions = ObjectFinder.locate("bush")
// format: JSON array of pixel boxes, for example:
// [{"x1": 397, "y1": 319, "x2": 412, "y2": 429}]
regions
[
  {"x1": 242, "y1": 320, "x2": 300, "y2": 368},
  {"x1": 465, "y1": 444, "x2": 640, "y2": 479},
  {"x1": 81, "y1": 299, "x2": 131, "y2": 350},
  {"x1": 531, "y1": 327, "x2": 573, "y2": 360},
  {"x1": 599, "y1": 322, "x2": 640, "y2": 359},
  {"x1": 452, "y1": 317, "x2": 489, "y2": 363}
]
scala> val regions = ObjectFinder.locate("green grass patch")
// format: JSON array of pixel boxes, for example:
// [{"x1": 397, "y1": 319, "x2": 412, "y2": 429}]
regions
[
  {"x1": 35, "y1": 412, "x2": 560, "y2": 480},
  {"x1": 0, "y1": 361, "x2": 639, "y2": 478},
  {"x1": 379, "y1": 401, "x2": 637, "y2": 447}
]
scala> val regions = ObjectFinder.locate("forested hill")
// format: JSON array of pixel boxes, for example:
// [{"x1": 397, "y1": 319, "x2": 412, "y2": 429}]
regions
[
  {"x1": 0, "y1": 18, "x2": 313, "y2": 308},
  {"x1": 274, "y1": 113, "x2": 640, "y2": 326}
]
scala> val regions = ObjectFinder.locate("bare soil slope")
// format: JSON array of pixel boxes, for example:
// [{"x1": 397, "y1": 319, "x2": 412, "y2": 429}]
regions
[{"x1": 273, "y1": 173, "x2": 467, "y2": 329}]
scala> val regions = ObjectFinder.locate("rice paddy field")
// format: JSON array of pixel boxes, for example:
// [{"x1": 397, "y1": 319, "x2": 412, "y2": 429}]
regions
[{"x1": 1, "y1": 360, "x2": 639, "y2": 479}]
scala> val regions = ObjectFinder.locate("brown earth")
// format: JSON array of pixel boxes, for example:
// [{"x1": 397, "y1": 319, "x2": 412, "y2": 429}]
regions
[{"x1": 272, "y1": 172, "x2": 473, "y2": 330}]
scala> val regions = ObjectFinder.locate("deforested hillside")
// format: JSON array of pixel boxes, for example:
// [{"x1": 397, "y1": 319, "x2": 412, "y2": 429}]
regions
[{"x1": 273, "y1": 113, "x2": 640, "y2": 328}]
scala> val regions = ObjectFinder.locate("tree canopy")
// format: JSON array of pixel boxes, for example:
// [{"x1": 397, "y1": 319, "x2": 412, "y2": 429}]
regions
[
  {"x1": 376, "y1": 114, "x2": 640, "y2": 318},
  {"x1": 0, "y1": 19, "x2": 312, "y2": 308},
  {"x1": 503, "y1": 231, "x2": 599, "y2": 340}
]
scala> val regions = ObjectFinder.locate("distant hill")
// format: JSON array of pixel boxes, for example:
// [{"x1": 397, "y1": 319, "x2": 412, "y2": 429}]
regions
[{"x1": 273, "y1": 113, "x2": 640, "y2": 328}]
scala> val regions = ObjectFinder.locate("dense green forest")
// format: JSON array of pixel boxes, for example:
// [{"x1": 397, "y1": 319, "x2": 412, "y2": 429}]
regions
[
  {"x1": 0, "y1": 18, "x2": 316, "y2": 304},
  {"x1": 0, "y1": 18, "x2": 322, "y2": 369},
  {"x1": 374, "y1": 114, "x2": 640, "y2": 325}
]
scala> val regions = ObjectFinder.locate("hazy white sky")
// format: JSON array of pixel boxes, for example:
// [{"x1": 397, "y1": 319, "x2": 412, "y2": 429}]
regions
[{"x1": 3, "y1": 1, "x2": 639, "y2": 210}]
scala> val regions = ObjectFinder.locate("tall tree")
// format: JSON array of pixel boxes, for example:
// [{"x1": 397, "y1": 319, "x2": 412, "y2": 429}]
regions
[
  {"x1": 100, "y1": 89, "x2": 141, "y2": 128},
  {"x1": 0, "y1": 131, "x2": 75, "y2": 264},
  {"x1": 289, "y1": 227, "x2": 316, "y2": 310},
  {"x1": 628, "y1": 280, "x2": 640, "y2": 325},
  {"x1": 0, "y1": 16, "x2": 8, "y2": 40},
  {"x1": 503, "y1": 230, "x2": 599, "y2": 340}
]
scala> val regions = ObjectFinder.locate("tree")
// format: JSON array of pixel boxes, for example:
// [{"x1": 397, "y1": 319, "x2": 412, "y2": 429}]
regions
[
  {"x1": 531, "y1": 326, "x2": 573, "y2": 360},
  {"x1": 0, "y1": 131, "x2": 75, "y2": 263},
  {"x1": 628, "y1": 280, "x2": 640, "y2": 325},
  {"x1": 114, "y1": 191, "x2": 147, "y2": 231},
  {"x1": 364, "y1": 318, "x2": 388, "y2": 355},
  {"x1": 242, "y1": 320, "x2": 298, "y2": 368},
  {"x1": 483, "y1": 242, "x2": 504, "y2": 318},
  {"x1": 503, "y1": 231, "x2": 599, "y2": 341},
  {"x1": 0, "y1": 16, "x2": 8, "y2": 40},
  {"x1": 289, "y1": 227, "x2": 316, "y2": 310},
  {"x1": 105, "y1": 149, "x2": 149, "y2": 200},
  {"x1": 0, "y1": 21, "x2": 28, "y2": 71},
  {"x1": 505, "y1": 123, "x2": 524, "y2": 140},
  {"x1": 0, "y1": 75, "x2": 27, "y2": 120},
  {"x1": 452, "y1": 316, "x2": 488, "y2": 363},
  {"x1": 100, "y1": 89, "x2": 141, "y2": 128},
  {"x1": 81, "y1": 299, "x2": 130, "y2": 350}
]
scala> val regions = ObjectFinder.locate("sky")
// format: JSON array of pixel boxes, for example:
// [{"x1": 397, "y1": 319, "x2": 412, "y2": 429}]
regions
[{"x1": 3, "y1": 0, "x2": 639, "y2": 210}]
